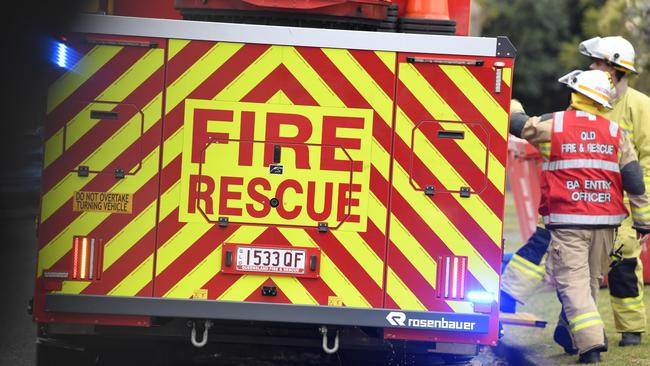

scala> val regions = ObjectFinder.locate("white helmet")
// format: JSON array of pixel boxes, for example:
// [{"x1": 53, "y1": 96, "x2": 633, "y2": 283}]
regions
[
  {"x1": 558, "y1": 69, "x2": 615, "y2": 109},
  {"x1": 579, "y1": 36, "x2": 637, "y2": 73}
]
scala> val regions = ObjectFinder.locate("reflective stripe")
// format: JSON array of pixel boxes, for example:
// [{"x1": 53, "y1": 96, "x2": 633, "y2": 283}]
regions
[
  {"x1": 577, "y1": 84, "x2": 610, "y2": 102},
  {"x1": 610, "y1": 295, "x2": 643, "y2": 308},
  {"x1": 619, "y1": 59, "x2": 635, "y2": 67},
  {"x1": 568, "y1": 311, "x2": 602, "y2": 333},
  {"x1": 609, "y1": 121, "x2": 619, "y2": 137},
  {"x1": 510, "y1": 254, "x2": 545, "y2": 279},
  {"x1": 571, "y1": 318, "x2": 603, "y2": 333},
  {"x1": 575, "y1": 110, "x2": 596, "y2": 120},
  {"x1": 632, "y1": 210, "x2": 650, "y2": 220},
  {"x1": 542, "y1": 159, "x2": 619, "y2": 172},
  {"x1": 538, "y1": 143, "x2": 551, "y2": 159},
  {"x1": 553, "y1": 111, "x2": 564, "y2": 133},
  {"x1": 632, "y1": 206, "x2": 650, "y2": 220},
  {"x1": 444, "y1": 256, "x2": 450, "y2": 298},
  {"x1": 509, "y1": 260, "x2": 544, "y2": 281},
  {"x1": 543, "y1": 213, "x2": 627, "y2": 225}
]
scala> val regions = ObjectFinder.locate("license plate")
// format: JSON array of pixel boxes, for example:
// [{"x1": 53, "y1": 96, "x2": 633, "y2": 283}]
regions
[{"x1": 235, "y1": 246, "x2": 307, "y2": 275}]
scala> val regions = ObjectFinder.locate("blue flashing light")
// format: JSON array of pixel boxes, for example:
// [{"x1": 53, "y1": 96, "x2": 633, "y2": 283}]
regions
[
  {"x1": 56, "y1": 42, "x2": 68, "y2": 68},
  {"x1": 467, "y1": 291, "x2": 494, "y2": 304},
  {"x1": 49, "y1": 39, "x2": 80, "y2": 70}
]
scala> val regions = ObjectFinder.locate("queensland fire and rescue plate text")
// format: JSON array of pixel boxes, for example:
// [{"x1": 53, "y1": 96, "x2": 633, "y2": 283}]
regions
[{"x1": 179, "y1": 100, "x2": 373, "y2": 231}]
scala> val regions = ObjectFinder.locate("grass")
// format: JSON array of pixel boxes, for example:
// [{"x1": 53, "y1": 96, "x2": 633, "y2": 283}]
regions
[{"x1": 500, "y1": 191, "x2": 650, "y2": 365}]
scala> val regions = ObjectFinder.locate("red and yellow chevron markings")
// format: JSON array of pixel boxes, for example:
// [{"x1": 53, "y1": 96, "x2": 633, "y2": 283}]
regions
[{"x1": 39, "y1": 34, "x2": 509, "y2": 321}]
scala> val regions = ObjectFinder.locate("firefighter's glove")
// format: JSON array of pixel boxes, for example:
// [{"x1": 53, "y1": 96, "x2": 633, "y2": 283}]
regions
[
  {"x1": 609, "y1": 245, "x2": 624, "y2": 267},
  {"x1": 510, "y1": 99, "x2": 525, "y2": 114},
  {"x1": 635, "y1": 228, "x2": 650, "y2": 246}
]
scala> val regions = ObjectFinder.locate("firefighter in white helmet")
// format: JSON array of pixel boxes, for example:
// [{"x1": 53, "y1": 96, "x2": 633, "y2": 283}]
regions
[
  {"x1": 580, "y1": 36, "x2": 650, "y2": 347},
  {"x1": 501, "y1": 36, "x2": 650, "y2": 349},
  {"x1": 508, "y1": 69, "x2": 650, "y2": 364}
]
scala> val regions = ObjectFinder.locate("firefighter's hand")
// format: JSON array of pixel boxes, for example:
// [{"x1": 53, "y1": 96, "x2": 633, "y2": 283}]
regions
[
  {"x1": 637, "y1": 231, "x2": 649, "y2": 246},
  {"x1": 510, "y1": 99, "x2": 525, "y2": 114}
]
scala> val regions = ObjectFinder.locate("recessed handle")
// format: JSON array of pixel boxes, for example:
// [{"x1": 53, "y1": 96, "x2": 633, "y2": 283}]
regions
[
  {"x1": 90, "y1": 110, "x2": 118, "y2": 120},
  {"x1": 273, "y1": 145, "x2": 281, "y2": 164},
  {"x1": 437, "y1": 130, "x2": 465, "y2": 140}
]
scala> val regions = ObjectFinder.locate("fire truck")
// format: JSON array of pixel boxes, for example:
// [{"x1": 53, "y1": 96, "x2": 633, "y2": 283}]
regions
[{"x1": 33, "y1": 0, "x2": 515, "y2": 363}]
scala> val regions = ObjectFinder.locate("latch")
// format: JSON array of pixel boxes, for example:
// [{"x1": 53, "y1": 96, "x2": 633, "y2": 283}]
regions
[
  {"x1": 318, "y1": 222, "x2": 328, "y2": 233},
  {"x1": 224, "y1": 250, "x2": 233, "y2": 267},
  {"x1": 310, "y1": 254, "x2": 318, "y2": 271},
  {"x1": 459, "y1": 187, "x2": 471, "y2": 198},
  {"x1": 262, "y1": 286, "x2": 277, "y2": 296},
  {"x1": 78, "y1": 165, "x2": 89, "y2": 177},
  {"x1": 114, "y1": 168, "x2": 125, "y2": 179},
  {"x1": 424, "y1": 185, "x2": 435, "y2": 196}
]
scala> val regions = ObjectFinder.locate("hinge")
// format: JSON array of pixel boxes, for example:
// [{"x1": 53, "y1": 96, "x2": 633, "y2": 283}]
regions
[
  {"x1": 459, "y1": 187, "x2": 471, "y2": 198},
  {"x1": 114, "y1": 168, "x2": 125, "y2": 179},
  {"x1": 218, "y1": 217, "x2": 229, "y2": 227}
]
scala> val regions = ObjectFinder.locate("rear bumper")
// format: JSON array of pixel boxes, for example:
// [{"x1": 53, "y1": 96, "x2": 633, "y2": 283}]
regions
[{"x1": 45, "y1": 294, "x2": 489, "y2": 333}]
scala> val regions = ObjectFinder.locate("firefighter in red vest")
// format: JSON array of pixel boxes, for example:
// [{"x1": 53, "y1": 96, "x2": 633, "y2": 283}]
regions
[
  {"x1": 580, "y1": 36, "x2": 650, "y2": 347},
  {"x1": 508, "y1": 69, "x2": 650, "y2": 364}
]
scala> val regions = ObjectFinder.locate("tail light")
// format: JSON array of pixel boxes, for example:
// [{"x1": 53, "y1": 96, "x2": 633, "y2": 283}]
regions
[
  {"x1": 436, "y1": 255, "x2": 467, "y2": 300},
  {"x1": 71, "y1": 236, "x2": 103, "y2": 280}
]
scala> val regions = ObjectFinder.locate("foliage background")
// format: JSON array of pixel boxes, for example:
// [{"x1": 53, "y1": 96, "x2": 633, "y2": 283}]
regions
[{"x1": 477, "y1": 0, "x2": 650, "y2": 116}]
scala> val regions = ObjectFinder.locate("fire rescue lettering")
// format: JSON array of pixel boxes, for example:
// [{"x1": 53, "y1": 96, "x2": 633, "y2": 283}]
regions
[{"x1": 179, "y1": 100, "x2": 373, "y2": 231}]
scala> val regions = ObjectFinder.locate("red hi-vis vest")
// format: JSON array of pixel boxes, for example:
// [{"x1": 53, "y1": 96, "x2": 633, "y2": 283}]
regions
[{"x1": 539, "y1": 111, "x2": 628, "y2": 226}]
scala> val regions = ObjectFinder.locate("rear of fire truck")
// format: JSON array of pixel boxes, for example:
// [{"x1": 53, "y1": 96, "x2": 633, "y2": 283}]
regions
[{"x1": 33, "y1": 0, "x2": 515, "y2": 363}]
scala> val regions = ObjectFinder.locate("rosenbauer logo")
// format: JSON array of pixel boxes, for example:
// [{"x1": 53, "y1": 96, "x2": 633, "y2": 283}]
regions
[
  {"x1": 179, "y1": 100, "x2": 373, "y2": 231},
  {"x1": 385, "y1": 311, "x2": 479, "y2": 331}
]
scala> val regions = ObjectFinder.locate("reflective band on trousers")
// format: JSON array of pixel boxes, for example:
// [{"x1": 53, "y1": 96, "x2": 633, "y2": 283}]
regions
[
  {"x1": 542, "y1": 159, "x2": 619, "y2": 172},
  {"x1": 610, "y1": 295, "x2": 644, "y2": 309},
  {"x1": 543, "y1": 213, "x2": 627, "y2": 225},
  {"x1": 510, "y1": 254, "x2": 545, "y2": 280},
  {"x1": 569, "y1": 311, "x2": 603, "y2": 333}
]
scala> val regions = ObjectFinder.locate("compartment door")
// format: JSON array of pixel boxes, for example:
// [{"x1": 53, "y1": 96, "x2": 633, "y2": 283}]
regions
[
  {"x1": 154, "y1": 42, "x2": 394, "y2": 310},
  {"x1": 36, "y1": 35, "x2": 166, "y2": 301},
  {"x1": 385, "y1": 52, "x2": 511, "y2": 320}
]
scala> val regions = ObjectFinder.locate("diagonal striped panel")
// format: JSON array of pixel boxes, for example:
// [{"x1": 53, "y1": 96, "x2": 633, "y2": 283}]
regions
[
  {"x1": 35, "y1": 36, "x2": 169, "y2": 310},
  {"x1": 37, "y1": 32, "x2": 512, "y2": 347},
  {"x1": 149, "y1": 42, "x2": 395, "y2": 310}
]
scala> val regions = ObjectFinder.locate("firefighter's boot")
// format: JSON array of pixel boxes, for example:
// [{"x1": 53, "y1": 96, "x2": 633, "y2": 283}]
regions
[
  {"x1": 578, "y1": 349, "x2": 602, "y2": 364},
  {"x1": 619, "y1": 332, "x2": 641, "y2": 346},
  {"x1": 499, "y1": 290, "x2": 517, "y2": 313},
  {"x1": 554, "y1": 324, "x2": 578, "y2": 355}
]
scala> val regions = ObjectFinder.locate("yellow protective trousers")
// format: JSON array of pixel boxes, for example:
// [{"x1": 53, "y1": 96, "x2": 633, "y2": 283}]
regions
[
  {"x1": 609, "y1": 215, "x2": 646, "y2": 333},
  {"x1": 501, "y1": 227, "x2": 551, "y2": 304},
  {"x1": 547, "y1": 228, "x2": 613, "y2": 354}
]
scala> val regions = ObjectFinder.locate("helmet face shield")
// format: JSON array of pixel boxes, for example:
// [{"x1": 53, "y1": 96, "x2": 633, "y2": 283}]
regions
[
  {"x1": 579, "y1": 37, "x2": 601, "y2": 57},
  {"x1": 558, "y1": 69, "x2": 583, "y2": 86}
]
